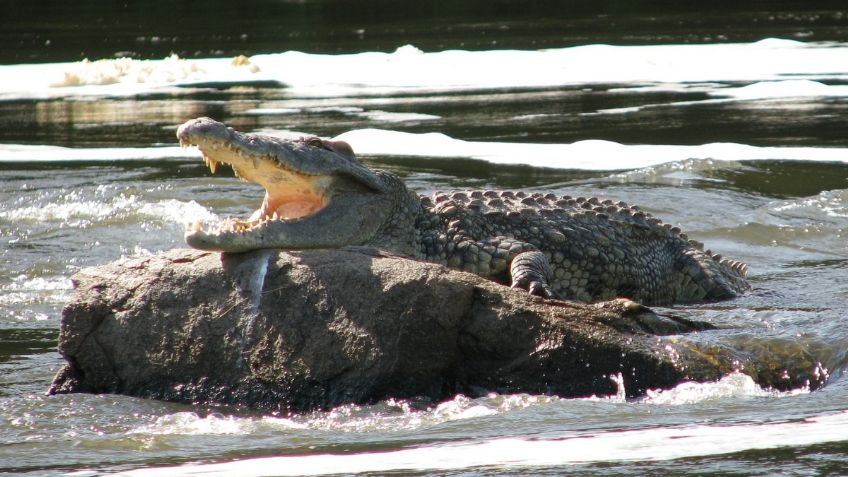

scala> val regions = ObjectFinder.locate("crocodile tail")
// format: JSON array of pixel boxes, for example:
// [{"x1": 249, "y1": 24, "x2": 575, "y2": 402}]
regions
[
  {"x1": 676, "y1": 247, "x2": 751, "y2": 303},
  {"x1": 718, "y1": 256, "x2": 749, "y2": 278}
]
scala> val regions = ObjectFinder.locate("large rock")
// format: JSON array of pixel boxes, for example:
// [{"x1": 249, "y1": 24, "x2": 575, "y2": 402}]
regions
[{"x1": 49, "y1": 248, "x2": 823, "y2": 411}]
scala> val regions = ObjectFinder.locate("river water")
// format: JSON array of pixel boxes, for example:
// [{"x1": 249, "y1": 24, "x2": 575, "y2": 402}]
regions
[{"x1": 2, "y1": 2, "x2": 848, "y2": 475}]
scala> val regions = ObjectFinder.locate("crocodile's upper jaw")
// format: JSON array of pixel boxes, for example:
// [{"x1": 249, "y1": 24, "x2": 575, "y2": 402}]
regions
[{"x1": 177, "y1": 117, "x2": 386, "y2": 251}]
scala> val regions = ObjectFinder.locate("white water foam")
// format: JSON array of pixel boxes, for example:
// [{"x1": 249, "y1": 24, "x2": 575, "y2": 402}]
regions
[
  {"x1": 335, "y1": 129, "x2": 848, "y2": 170},
  {"x1": 642, "y1": 372, "x2": 809, "y2": 405},
  {"x1": 771, "y1": 189, "x2": 848, "y2": 219},
  {"x1": 3, "y1": 39, "x2": 848, "y2": 101},
  {"x1": 128, "y1": 412, "x2": 289, "y2": 437},
  {"x1": 106, "y1": 374, "x2": 828, "y2": 477},
  {"x1": 0, "y1": 191, "x2": 217, "y2": 229},
  {"x1": 0, "y1": 54, "x2": 261, "y2": 100},
  {"x1": 0, "y1": 193, "x2": 135, "y2": 227},
  {"x1": 0, "y1": 276, "x2": 73, "y2": 309},
  {"x1": 4, "y1": 131, "x2": 848, "y2": 171},
  {"x1": 111, "y1": 410, "x2": 848, "y2": 476},
  {"x1": 125, "y1": 394, "x2": 560, "y2": 440}
]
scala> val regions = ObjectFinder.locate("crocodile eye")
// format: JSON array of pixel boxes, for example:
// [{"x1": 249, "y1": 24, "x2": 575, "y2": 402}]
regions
[{"x1": 305, "y1": 137, "x2": 324, "y2": 148}]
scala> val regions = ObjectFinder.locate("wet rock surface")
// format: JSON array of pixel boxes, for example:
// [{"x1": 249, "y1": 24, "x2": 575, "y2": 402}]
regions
[{"x1": 49, "y1": 248, "x2": 824, "y2": 411}]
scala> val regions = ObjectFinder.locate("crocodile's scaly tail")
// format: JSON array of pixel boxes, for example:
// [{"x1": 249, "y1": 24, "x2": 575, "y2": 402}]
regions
[{"x1": 675, "y1": 245, "x2": 750, "y2": 303}]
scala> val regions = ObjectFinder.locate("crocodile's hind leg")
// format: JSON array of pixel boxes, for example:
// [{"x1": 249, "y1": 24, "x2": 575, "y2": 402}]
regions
[
  {"x1": 510, "y1": 250, "x2": 556, "y2": 299},
  {"x1": 443, "y1": 236, "x2": 557, "y2": 299}
]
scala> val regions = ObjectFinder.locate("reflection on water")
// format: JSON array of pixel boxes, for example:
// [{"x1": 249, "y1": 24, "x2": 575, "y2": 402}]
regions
[{"x1": 32, "y1": 100, "x2": 208, "y2": 143}]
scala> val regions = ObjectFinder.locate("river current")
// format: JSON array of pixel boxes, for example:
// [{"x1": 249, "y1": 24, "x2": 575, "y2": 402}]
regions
[{"x1": 2, "y1": 2, "x2": 848, "y2": 475}]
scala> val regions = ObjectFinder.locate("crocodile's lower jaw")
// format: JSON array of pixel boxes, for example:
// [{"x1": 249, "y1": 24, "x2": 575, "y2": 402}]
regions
[
  {"x1": 186, "y1": 214, "x2": 283, "y2": 237},
  {"x1": 185, "y1": 188, "x2": 328, "y2": 239}
]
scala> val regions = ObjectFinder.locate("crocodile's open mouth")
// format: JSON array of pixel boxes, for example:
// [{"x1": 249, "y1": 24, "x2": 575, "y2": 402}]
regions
[
  {"x1": 176, "y1": 117, "x2": 385, "y2": 252},
  {"x1": 178, "y1": 134, "x2": 342, "y2": 235},
  {"x1": 192, "y1": 141, "x2": 330, "y2": 232}
]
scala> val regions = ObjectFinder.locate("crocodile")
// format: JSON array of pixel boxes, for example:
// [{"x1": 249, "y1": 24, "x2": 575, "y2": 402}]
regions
[{"x1": 177, "y1": 117, "x2": 749, "y2": 305}]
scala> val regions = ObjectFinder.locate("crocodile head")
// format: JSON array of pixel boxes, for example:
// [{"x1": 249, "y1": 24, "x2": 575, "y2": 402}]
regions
[{"x1": 177, "y1": 117, "x2": 395, "y2": 253}]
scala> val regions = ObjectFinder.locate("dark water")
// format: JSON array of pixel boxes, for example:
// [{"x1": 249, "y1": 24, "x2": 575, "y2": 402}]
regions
[
  {"x1": 8, "y1": 0, "x2": 848, "y2": 63},
  {"x1": 2, "y1": 2, "x2": 848, "y2": 476}
]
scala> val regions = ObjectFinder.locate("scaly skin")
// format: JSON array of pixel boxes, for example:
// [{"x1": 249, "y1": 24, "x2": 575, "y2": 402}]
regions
[{"x1": 177, "y1": 117, "x2": 749, "y2": 305}]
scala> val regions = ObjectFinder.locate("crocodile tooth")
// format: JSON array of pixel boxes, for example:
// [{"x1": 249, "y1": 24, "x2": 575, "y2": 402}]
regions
[
  {"x1": 272, "y1": 212, "x2": 280, "y2": 221},
  {"x1": 209, "y1": 159, "x2": 218, "y2": 174}
]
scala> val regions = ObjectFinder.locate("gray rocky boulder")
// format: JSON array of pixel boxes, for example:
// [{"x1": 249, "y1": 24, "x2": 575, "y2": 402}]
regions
[{"x1": 49, "y1": 248, "x2": 823, "y2": 411}]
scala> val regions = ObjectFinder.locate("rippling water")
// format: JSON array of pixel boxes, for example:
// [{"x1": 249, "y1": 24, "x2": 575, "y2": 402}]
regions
[{"x1": 3, "y1": 2, "x2": 848, "y2": 475}]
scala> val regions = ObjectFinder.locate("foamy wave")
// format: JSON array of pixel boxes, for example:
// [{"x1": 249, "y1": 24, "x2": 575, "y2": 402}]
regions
[
  {"x1": 771, "y1": 189, "x2": 848, "y2": 219},
  {"x1": 128, "y1": 412, "x2": 303, "y2": 436},
  {"x1": 136, "y1": 199, "x2": 221, "y2": 229},
  {"x1": 642, "y1": 372, "x2": 808, "y2": 405},
  {"x1": 3, "y1": 39, "x2": 848, "y2": 100},
  {"x1": 287, "y1": 394, "x2": 563, "y2": 434},
  {"x1": 336, "y1": 129, "x2": 848, "y2": 170},
  {"x1": 0, "y1": 276, "x2": 73, "y2": 307},
  {"x1": 112, "y1": 374, "x2": 822, "y2": 477},
  {"x1": 0, "y1": 194, "x2": 131, "y2": 226},
  {"x1": 125, "y1": 393, "x2": 576, "y2": 440},
  {"x1": 51, "y1": 54, "x2": 207, "y2": 88},
  {"x1": 0, "y1": 192, "x2": 219, "y2": 230},
  {"x1": 5, "y1": 275, "x2": 73, "y2": 292},
  {"x1": 3, "y1": 132, "x2": 847, "y2": 171},
  {"x1": 126, "y1": 375, "x2": 784, "y2": 442},
  {"x1": 0, "y1": 54, "x2": 264, "y2": 100},
  {"x1": 113, "y1": 406, "x2": 848, "y2": 476}
]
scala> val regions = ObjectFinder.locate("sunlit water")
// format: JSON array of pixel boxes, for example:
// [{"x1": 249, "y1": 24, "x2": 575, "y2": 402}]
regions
[{"x1": 3, "y1": 5, "x2": 848, "y2": 475}]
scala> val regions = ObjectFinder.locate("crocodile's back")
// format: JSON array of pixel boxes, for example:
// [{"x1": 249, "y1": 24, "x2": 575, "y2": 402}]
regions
[{"x1": 417, "y1": 191, "x2": 749, "y2": 305}]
